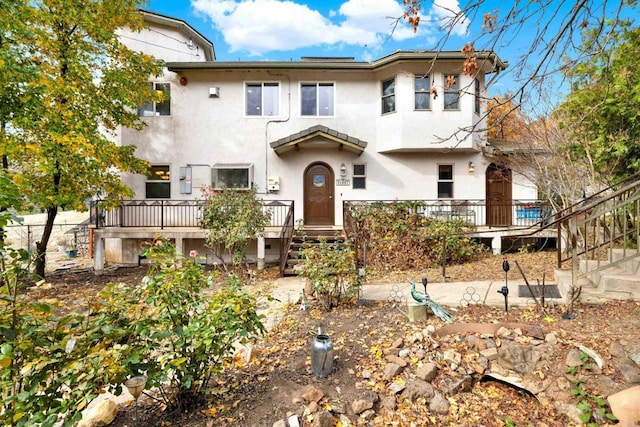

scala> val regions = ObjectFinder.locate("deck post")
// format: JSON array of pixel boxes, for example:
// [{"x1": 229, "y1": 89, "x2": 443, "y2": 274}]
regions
[
  {"x1": 492, "y1": 235, "x2": 502, "y2": 255},
  {"x1": 257, "y1": 235, "x2": 265, "y2": 270},
  {"x1": 94, "y1": 236, "x2": 105, "y2": 275}
]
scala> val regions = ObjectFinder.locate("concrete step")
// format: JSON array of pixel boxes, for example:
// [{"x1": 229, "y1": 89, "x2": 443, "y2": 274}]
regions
[{"x1": 557, "y1": 256, "x2": 640, "y2": 303}]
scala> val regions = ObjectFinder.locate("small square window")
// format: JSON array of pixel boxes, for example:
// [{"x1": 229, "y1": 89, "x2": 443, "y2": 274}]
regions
[
  {"x1": 353, "y1": 164, "x2": 366, "y2": 189},
  {"x1": 138, "y1": 82, "x2": 170, "y2": 116},
  {"x1": 146, "y1": 165, "x2": 170, "y2": 198}
]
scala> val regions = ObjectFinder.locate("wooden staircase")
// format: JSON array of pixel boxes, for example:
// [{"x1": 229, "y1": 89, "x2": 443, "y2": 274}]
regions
[{"x1": 282, "y1": 226, "x2": 346, "y2": 276}]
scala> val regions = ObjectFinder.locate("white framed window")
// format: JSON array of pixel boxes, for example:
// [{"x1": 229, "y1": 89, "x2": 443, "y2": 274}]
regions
[
  {"x1": 474, "y1": 78, "x2": 481, "y2": 114},
  {"x1": 245, "y1": 82, "x2": 279, "y2": 116},
  {"x1": 146, "y1": 165, "x2": 171, "y2": 198},
  {"x1": 353, "y1": 164, "x2": 366, "y2": 189},
  {"x1": 212, "y1": 164, "x2": 253, "y2": 190},
  {"x1": 444, "y1": 75, "x2": 459, "y2": 110},
  {"x1": 437, "y1": 164, "x2": 453, "y2": 198},
  {"x1": 381, "y1": 78, "x2": 395, "y2": 114},
  {"x1": 138, "y1": 82, "x2": 170, "y2": 116},
  {"x1": 301, "y1": 82, "x2": 334, "y2": 116},
  {"x1": 414, "y1": 76, "x2": 430, "y2": 110}
]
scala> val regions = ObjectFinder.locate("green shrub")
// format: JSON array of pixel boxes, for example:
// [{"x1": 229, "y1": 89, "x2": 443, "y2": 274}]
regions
[
  {"x1": 124, "y1": 237, "x2": 266, "y2": 409},
  {"x1": 200, "y1": 186, "x2": 271, "y2": 278},
  {"x1": 297, "y1": 236, "x2": 359, "y2": 310},
  {"x1": 0, "y1": 210, "x2": 132, "y2": 427}
]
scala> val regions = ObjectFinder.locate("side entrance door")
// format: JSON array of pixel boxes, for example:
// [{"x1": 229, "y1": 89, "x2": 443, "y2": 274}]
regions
[
  {"x1": 486, "y1": 163, "x2": 513, "y2": 226},
  {"x1": 304, "y1": 163, "x2": 335, "y2": 225}
]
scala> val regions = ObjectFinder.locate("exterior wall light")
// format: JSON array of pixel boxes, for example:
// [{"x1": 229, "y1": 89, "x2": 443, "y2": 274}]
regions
[
  {"x1": 340, "y1": 163, "x2": 347, "y2": 177},
  {"x1": 468, "y1": 161, "x2": 475, "y2": 173}
]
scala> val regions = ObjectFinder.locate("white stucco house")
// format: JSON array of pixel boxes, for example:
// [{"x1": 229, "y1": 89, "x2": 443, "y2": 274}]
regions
[{"x1": 93, "y1": 10, "x2": 544, "y2": 273}]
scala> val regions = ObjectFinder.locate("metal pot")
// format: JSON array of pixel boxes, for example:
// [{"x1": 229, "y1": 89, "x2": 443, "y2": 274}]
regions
[{"x1": 311, "y1": 328, "x2": 334, "y2": 377}]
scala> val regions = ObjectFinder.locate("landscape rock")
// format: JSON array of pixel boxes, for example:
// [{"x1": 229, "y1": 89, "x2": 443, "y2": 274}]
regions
[
  {"x1": 385, "y1": 354, "x2": 408, "y2": 367},
  {"x1": 499, "y1": 342, "x2": 550, "y2": 374},
  {"x1": 441, "y1": 375, "x2": 473, "y2": 396},
  {"x1": 402, "y1": 378, "x2": 435, "y2": 401},
  {"x1": 388, "y1": 379, "x2": 406, "y2": 394},
  {"x1": 607, "y1": 385, "x2": 640, "y2": 426},
  {"x1": 565, "y1": 348, "x2": 584, "y2": 367},
  {"x1": 443, "y1": 349, "x2": 462, "y2": 367},
  {"x1": 338, "y1": 414, "x2": 353, "y2": 426},
  {"x1": 398, "y1": 348, "x2": 411, "y2": 358},
  {"x1": 391, "y1": 337, "x2": 404, "y2": 349},
  {"x1": 307, "y1": 401, "x2": 319, "y2": 414},
  {"x1": 428, "y1": 390, "x2": 450, "y2": 414},
  {"x1": 545, "y1": 332, "x2": 558, "y2": 346},
  {"x1": 351, "y1": 399, "x2": 374, "y2": 415},
  {"x1": 359, "y1": 409, "x2": 376, "y2": 420},
  {"x1": 302, "y1": 385, "x2": 324, "y2": 403},
  {"x1": 610, "y1": 341, "x2": 626, "y2": 358},
  {"x1": 312, "y1": 410, "x2": 334, "y2": 427},
  {"x1": 382, "y1": 362, "x2": 403, "y2": 380},
  {"x1": 480, "y1": 347, "x2": 498, "y2": 361},
  {"x1": 614, "y1": 358, "x2": 640, "y2": 383},
  {"x1": 77, "y1": 398, "x2": 118, "y2": 427},
  {"x1": 379, "y1": 395, "x2": 397, "y2": 411},
  {"x1": 416, "y1": 362, "x2": 438, "y2": 382},
  {"x1": 272, "y1": 420, "x2": 286, "y2": 427}
]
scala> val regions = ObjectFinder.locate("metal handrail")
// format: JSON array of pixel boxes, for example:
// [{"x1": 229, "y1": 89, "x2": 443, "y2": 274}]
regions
[
  {"x1": 91, "y1": 199, "x2": 294, "y2": 229},
  {"x1": 279, "y1": 201, "x2": 295, "y2": 276}
]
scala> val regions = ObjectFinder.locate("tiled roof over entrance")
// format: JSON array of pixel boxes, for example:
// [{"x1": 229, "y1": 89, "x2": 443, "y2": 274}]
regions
[{"x1": 270, "y1": 125, "x2": 367, "y2": 156}]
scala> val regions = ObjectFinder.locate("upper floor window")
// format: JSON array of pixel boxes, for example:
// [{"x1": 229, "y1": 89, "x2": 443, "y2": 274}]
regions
[
  {"x1": 381, "y1": 78, "x2": 395, "y2": 114},
  {"x1": 437, "y1": 164, "x2": 453, "y2": 198},
  {"x1": 301, "y1": 83, "x2": 334, "y2": 116},
  {"x1": 352, "y1": 164, "x2": 366, "y2": 189},
  {"x1": 146, "y1": 165, "x2": 170, "y2": 198},
  {"x1": 212, "y1": 164, "x2": 253, "y2": 190},
  {"x1": 444, "y1": 75, "x2": 459, "y2": 110},
  {"x1": 138, "y1": 82, "x2": 170, "y2": 116},
  {"x1": 246, "y1": 82, "x2": 279, "y2": 116},
  {"x1": 414, "y1": 76, "x2": 430, "y2": 110},
  {"x1": 474, "y1": 78, "x2": 481, "y2": 114}
]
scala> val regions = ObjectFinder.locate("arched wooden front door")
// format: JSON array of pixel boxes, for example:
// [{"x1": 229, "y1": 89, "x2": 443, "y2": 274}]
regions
[
  {"x1": 486, "y1": 163, "x2": 513, "y2": 226},
  {"x1": 304, "y1": 163, "x2": 335, "y2": 225}
]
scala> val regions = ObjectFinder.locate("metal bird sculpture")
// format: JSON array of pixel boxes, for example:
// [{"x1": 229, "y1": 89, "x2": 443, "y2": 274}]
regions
[{"x1": 410, "y1": 280, "x2": 453, "y2": 323}]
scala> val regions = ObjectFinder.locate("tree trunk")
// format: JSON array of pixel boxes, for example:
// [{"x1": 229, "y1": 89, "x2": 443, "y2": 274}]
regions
[{"x1": 34, "y1": 206, "x2": 58, "y2": 278}]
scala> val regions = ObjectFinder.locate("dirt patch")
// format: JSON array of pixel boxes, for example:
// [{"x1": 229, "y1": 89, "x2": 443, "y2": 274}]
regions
[{"x1": 33, "y1": 251, "x2": 640, "y2": 426}]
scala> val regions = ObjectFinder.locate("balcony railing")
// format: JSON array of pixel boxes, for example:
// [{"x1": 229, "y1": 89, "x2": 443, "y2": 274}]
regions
[
  {"x1": 91, "y1": 199, "x2": 295, "y2": 229},
  {"x1": 343, "y1": 199, "x2": 552, "y2": 229}
]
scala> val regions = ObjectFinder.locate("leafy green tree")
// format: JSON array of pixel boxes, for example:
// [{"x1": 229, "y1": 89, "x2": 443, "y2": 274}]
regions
[
  {"x1": 116, "y1": 237, "x2": 266, "y2": 410},
  {"x1": 201, "y1": 186, "x2": 272, "y2": 278},
  {"x1": 3, "y1": 0, "x2": 164, "y2": 277},
  {"x1": 560, "y1": 22, "x2": 640, "y2": 182}
]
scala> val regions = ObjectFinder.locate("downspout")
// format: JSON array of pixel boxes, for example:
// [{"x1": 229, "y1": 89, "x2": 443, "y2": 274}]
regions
[{"x1": 263, "y1": 72, "x2": 291, "y2": 194}]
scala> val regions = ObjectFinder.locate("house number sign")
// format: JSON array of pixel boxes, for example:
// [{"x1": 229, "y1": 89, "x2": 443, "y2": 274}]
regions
[{"x1": 336, "y1": 179, "x2": 350, "y2": 186}]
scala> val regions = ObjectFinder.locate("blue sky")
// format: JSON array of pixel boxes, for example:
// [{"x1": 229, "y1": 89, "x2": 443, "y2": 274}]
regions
[{"x1": 144, "y1": 0, "x2": 635, "y2": 101}]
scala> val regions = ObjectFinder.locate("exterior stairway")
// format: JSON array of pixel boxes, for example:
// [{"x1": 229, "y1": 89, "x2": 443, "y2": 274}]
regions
[
  {"x1": 556, "y1": 248, "x2": 640, "y2": 304},
  {"x1": 282, "y1": 226, "x2": 346, "y2": 276}
]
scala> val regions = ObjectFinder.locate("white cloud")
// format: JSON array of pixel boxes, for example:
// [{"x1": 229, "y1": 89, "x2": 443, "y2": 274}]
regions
[
  {"x1": 430, "y1": 0, "x2": 469, "y2": 37},
  {"x1": 191, "y1": 0, "x2": 459, "y2": 57}
]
